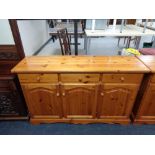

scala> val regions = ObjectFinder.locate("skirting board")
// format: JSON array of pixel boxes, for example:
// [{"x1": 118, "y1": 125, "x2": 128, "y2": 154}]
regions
[
  {"x1": 134, "y1": 117, "x2": 155, "y2": 124},
  {"x1": 30, "y1": 118, "x2": 131, "y2": 125}
]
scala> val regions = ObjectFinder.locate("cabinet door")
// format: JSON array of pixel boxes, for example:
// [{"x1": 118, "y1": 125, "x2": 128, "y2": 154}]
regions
[
  {"x1": 22, "y1": 84, "x2": 62, "y2": 118},
  {"x1": 138, "y1": 83, "x2": 155, "y2": 116},
  {"x1": 61, "y1": 84, "x2": 98, "y2": 119},
  {"x1": 97, "y1": 83, "x2": 139, "y2": 118}
]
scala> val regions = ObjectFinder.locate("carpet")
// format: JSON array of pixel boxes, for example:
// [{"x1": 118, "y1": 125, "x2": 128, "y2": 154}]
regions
[{"x1": 0, "y1": 121, "x2": 155, "y2": 135}]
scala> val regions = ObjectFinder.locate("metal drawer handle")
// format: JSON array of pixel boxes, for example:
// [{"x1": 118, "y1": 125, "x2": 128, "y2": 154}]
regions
[
  {"x1": 100, "y1": 92, "x2": 104, "y2": 96},
  {"x1": 62, "y1": 92, "x2": 65, "y2": 96}
]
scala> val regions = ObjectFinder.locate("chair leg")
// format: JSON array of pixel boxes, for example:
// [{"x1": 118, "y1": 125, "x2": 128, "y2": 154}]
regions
[
  {"x1": 124, "y1": 37, "x2": 127, "y2": 44},
  {"x1": 134, "y1": 37, "x2": 138, "y2": 48},
  {"x1": 126, "y1": 37, "x2": 131, "y2": 48},
  {"x1": 52, "y1": 36, "x2": 55, "y2": 42},
  {"x1": 118, "y1": 37, "x2": 120, "y2": 47},
  {"x1": 69, "y1": 35, "x2": 71, "y2": 43}
]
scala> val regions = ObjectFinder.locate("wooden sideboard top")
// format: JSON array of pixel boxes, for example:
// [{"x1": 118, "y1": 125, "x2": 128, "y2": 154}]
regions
[
  {"x1": 11, "y1": 56, "x2": 150, "y2": 73},
  {"x1": 137, "y1": 56, "x2": 155, "y2": 73}
]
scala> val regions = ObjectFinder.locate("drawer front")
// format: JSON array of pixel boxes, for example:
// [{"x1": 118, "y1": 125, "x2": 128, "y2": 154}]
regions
[
  {"x1": 18, "y1": 74, "x2": 58, "y2": 83},
  {"x1": 60, "y1": 74, "x2": 100, "y2": 83},
  {"x1": 151, "y1": 74, "x2": 155, "y2": 83},
  {"x1": 102, "y1": 74, "x2": 143, "y2": 83}
]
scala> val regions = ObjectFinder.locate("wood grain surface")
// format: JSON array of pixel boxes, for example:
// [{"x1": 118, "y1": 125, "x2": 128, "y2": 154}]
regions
[
  {"x1": 11, "y1": 56, "x2": 150, "y2": 73},
  {"x1": 137, "y1": 55, "x2": 155, "y2": 73}
]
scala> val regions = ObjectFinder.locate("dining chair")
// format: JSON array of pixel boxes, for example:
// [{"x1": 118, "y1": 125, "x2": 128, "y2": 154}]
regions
[
  {"x1": 57, "y1": 28, "x2": 71, "y2": 55},
  {"x1": 117, "y1": 37, "x2": 128, "y2": 47},
  {"x1": 126, "y1": 37, "x2": 139, "y2": 48},
  {"x1": 118, "y1": 36, "x2": 139, "y2": 48}
]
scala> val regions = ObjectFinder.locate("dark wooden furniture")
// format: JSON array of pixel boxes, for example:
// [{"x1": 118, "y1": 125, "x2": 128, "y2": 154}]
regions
[
  {"x1": 11, "y1": 56, "x2": 149, "y2": 124},
  {"x1": 0, "y1": 20, "x2": 28, "y2": 120},
  {"x1": 134, "y1": 56, "x2": 155, "y2": 124},
  {"x1": 57, "y1": 28, "x2": 71, "y2": 55}
]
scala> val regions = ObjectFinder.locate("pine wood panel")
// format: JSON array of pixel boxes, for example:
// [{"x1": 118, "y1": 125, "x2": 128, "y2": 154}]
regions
[
  {"x1": 134, "y1": 56, "x2": 155, "y2": 124},
  {"x1": 60, "y1": 74, "x2": 100, "y2": 83},
  {"x1": 21, "y1": 84, "x2": 62, "y2": 118},
  {"x1": 97, "y1": 83, "x2": 139, "y2": 118},
  {"x1": 61, "y1": 84, "x2": 98, "y2": 118},
  {"x1": 102, "y1": 74, "x2": 143, "y2": 83},
  {"x1": 151, "y1": 74, "x2": 155, "y2": 83},
  {"x1": 11, "y1": 56, "x2": 150, "y2": 73},
  {"x1": 137, "y1": 56, "x2": 155, "y2": 73},
  {"x1": 137, "y1": 83, "x2": 155, "y2": 116},
  {"x1": 134, "y1": 82, "x2": 155, "y2": 124},
  {"x1": 30, "y1": 117, "x2": 130, "y2": 125},
  {"x1": 11, "y1": 56, "x2": 151, "y2": 124},
  {"x1": 18, "y1": 74, "x2": 58, "y2": 83}
]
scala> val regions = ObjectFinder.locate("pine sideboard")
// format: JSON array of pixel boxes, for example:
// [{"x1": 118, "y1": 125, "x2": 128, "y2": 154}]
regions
[
  {"x1": 134, "y1": 56, "x2": 155, "y2": 124},
  {"x1": 11, "y1": 56, "x2": 149, "y2": 124}
]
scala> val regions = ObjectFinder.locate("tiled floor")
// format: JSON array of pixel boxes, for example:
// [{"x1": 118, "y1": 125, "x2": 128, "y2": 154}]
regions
[{"x1": 37, "y1": 36, "x2": 153, "y2": 56}]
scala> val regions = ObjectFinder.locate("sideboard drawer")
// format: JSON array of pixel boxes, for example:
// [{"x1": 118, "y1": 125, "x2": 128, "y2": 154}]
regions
[
  {"x1": 102, "y1": 74, "x2": 143, "y2": 83},
  {"x1": 60, "y1": 74, "x2": 100, "y2": 83},
  {"x1": 151, "y1": 74, "x2": 155, "y2": 83},
  {"x1": 18, "y1": 74, "x2": 58, "y2": 83}
]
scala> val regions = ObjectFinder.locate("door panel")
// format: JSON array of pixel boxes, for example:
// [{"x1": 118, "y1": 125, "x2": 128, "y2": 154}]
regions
[
  {"x1": 62, "y1": 84, "x2": 98, "y2": 118},
  {"x1": 22, "y1": 84, "x2": 62, "y2": 117},
  {"x1": 138, "y1": 83, "x2": 155, "y2": 116},
  {"x1": 98, "y1": 83, "x2": 139, "y2": 118}
]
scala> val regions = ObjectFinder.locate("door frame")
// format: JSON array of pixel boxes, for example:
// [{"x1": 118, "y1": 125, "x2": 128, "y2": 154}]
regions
[
  {"x1": 0, "y1": 19, "x2": 25, "y2": 60},
  {"x1": 9, "y1": 19, "x2": 25, "y2": 59}
]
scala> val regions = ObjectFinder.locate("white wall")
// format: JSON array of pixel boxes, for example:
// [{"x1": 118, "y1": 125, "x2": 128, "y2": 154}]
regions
[
  {"x1": 17, "y1": 20, "x2": 49, "y2": 56},
  {"x1": 0, "y1": 19, "x2": 15, "y2": 44}
]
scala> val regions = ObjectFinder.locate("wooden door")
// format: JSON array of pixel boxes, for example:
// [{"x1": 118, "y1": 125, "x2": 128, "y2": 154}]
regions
[
  {"x1": 97, "y1": 83, "x2": 139, "y2": 118},
  {"x1": 61, "y1": 84, "x2": 98, "y2": 119},
  {"x1": 0, "y1": 20, "x2": 26, "y2": 119},
  {"x1": 138, "y1": 83, "x2": 155, "y2": 116},
  {"x1": 22, "y1": 84, "x2": 62, "y2": 118}
]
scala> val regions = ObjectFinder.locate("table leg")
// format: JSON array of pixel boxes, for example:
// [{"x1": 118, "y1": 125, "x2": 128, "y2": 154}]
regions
[
  {"x1": 136, "y1": 36, "x2": 141, "y2": 49},
  {"x1": 84, "y1": 34, "x2": 86, "y2": 50},
  {"x1": 87, "y1": 37, "x2": 91, "y2": 54},
  {"x1": 152, "y1": 35, "x2": 155, "y2": 47},
  {"x1": 85, "y1": 36, "x2": 88, "y2": 54}
]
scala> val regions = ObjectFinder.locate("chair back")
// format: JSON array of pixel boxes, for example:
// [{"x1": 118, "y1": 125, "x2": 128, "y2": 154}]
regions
[{"x1": 57, "y1": 28, "x2": 71, "y2": 55}]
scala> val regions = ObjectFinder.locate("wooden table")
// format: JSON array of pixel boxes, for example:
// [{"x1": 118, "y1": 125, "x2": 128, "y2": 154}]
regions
[
  {"x1": 85, "y1": 25, "x2": 155, "y2": 54},
  {"x1": 11, "y1": 56, "x2": 150, "y2": 124}
]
